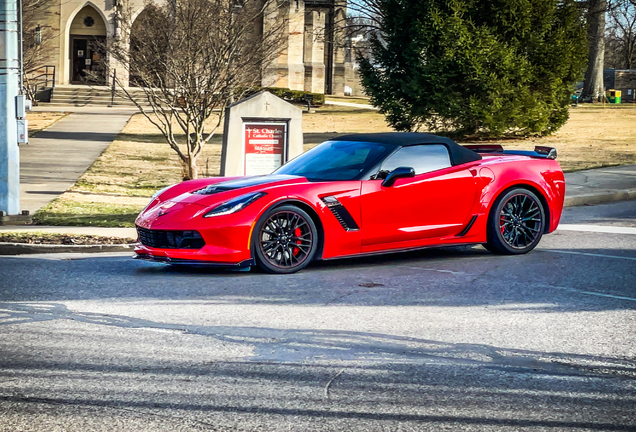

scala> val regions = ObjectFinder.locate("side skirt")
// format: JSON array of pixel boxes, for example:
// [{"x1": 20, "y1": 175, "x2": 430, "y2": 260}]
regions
[{"x1": 321, "y1": 242, "x2": 478, "y2": 261}]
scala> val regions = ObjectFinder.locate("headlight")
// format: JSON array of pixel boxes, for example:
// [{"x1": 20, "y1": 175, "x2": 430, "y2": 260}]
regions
[{"x1": 203, "y1": 192, "x2": 267, "y2": 218}]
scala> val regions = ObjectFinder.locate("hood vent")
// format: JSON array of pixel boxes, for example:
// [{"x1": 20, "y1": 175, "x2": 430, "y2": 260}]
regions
[
  {"x1": 193, "y1": 185, "x2": 226, "y2": 195},
  {"x1": 192, "y1": 174, "x2": 301, "y2": 195}
]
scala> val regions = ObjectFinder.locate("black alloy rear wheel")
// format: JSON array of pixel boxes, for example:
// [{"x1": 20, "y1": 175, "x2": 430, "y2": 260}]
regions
[
  {"x1": 485, "y1": 188, "x2": 545, "y2": 255},
  {"x1": 253, "y1": 205, "x2": 318, "y2": 274}
]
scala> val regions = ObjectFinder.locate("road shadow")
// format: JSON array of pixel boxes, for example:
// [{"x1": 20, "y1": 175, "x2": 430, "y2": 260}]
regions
[
  {"x1": 1, "y1": 302, "x2": 634, "y2": 380},
  {"x1": 116, "y1": 133, "x2": 224, "y2": 145},
  {"x1": 33, "y1": 131, "x2": 122, "y2": 142},
  {"x1": 0, "y1": 301, "x2": 634, "y2": 430}
]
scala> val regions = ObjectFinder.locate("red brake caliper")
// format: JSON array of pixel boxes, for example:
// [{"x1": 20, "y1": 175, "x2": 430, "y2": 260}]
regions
[
  {"x1": 293, "y1": 227, "x2": 302, "y2": 255},
  {"x1": 500, "y1": 215, "x2": 506, "y2": 235}
]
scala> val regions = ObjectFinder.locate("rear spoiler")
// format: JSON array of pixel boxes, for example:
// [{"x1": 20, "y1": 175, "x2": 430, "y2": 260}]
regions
[{"x1": 463, "y1": 144, "x2": 557, "y2": 160}]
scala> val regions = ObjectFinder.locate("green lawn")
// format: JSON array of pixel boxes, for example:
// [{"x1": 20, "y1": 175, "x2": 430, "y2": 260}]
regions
[{"x1": 34, "y1": 200, "x2": 143, "y2": 227}]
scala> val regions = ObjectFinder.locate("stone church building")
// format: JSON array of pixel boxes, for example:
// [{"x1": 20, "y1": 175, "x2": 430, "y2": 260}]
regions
[{"x1": 32, "y1": 0, "x2": 361, "y2": 95}]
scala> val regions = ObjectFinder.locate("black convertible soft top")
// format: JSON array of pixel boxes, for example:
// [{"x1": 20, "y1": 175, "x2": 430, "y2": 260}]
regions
[{"x1": 336, "y1": 132, "x2": 482, "y2": 166}]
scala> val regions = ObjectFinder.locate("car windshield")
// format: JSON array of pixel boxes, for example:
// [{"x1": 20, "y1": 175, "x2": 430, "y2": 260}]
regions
[{"x1": 273, "y1": 141, "x2": 392, "y2": 181}]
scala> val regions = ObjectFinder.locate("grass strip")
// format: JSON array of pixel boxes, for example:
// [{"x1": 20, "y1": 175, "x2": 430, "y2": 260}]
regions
[
  {"x1": 0, "y1": 232, "x2": 135, "y2": 245},
  {"x1": 33, "y1": 200, "x2": 144, "y2": 228}
]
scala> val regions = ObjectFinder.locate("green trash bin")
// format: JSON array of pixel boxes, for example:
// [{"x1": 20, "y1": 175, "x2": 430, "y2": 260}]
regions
[{"x1": 606, "y1": 89, "x2": 622, "y2": 104}]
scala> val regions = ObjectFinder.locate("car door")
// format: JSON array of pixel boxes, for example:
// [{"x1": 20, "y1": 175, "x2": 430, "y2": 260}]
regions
[{"x1": 360, "y1": 144, "x2": 478, "y2": 247}]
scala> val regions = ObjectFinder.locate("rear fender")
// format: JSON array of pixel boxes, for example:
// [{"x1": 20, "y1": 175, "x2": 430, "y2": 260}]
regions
[{"x1": 481, "y1": 160, "x2": 564, "y2": 233}]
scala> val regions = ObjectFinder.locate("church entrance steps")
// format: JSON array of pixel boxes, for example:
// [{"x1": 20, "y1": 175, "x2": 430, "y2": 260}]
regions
[{"x1": 47, "y1": 85, "x2": 154, "y2": 107}]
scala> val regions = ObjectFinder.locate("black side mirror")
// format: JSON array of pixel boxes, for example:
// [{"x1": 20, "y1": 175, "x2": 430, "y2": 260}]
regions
[
  {"x1": 381, "y1": 166, "x2": 415, "y2": 187},
  {"x1": 374, "y1": 170, "x2": 390, "y2": 180}
]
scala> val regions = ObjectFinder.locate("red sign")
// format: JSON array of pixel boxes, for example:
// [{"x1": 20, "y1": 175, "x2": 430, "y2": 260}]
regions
[{"x1": 244, "y1": 123, "x2": 287, "y2": 175}]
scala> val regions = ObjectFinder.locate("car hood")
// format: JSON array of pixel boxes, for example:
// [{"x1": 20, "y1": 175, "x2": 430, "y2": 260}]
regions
[
  {"x1": 175, "y1": 174, "x2": 306, "y2": 205},
  {"x1": 187, "y1": 174, "x2": 303, "y2": 195},
  {"x1": 137, "y1": 174, "x2": 307, "y2": 228}
]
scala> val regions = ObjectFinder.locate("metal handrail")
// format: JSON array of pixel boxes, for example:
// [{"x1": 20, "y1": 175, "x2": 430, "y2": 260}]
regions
[{"x1": 25, "y1": 65, "x2": 56, "y2": 90}]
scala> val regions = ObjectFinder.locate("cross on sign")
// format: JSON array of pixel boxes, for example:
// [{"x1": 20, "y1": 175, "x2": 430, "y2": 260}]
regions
[{"x1": 264, "y1": 101, "x2": 270, "y2": 111}]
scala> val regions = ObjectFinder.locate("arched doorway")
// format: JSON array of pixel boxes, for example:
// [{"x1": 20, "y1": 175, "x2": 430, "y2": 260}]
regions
[{"x1": 69, "y1": 5, "x2": 107, "y2": 84}]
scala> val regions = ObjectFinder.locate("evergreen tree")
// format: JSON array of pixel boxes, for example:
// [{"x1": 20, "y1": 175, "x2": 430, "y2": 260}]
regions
[{"x1": 358, "y1": 0, "x2": 588, "y2": 137}]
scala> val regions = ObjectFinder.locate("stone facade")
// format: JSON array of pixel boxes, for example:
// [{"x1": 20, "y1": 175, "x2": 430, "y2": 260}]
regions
[
  {"x1": 303, "y1": 9, "x2": 325, "y2": 94},
  {"x1": 29, "y1": 0, "x2": 361, "y2": 95}
]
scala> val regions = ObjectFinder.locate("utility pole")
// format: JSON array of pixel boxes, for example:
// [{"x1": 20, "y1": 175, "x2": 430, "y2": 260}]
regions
[{"x1": 0, "y1": 0, "x2": 20, "y2": 215}]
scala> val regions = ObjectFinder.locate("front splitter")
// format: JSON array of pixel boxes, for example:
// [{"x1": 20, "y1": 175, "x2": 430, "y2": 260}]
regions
[{"x1": 133, "y1": 253, "x2": 254, "y2": 269}]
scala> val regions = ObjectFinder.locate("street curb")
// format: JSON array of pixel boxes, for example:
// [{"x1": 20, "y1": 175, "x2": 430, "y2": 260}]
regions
[
  {"x1": 0, "y1": 214, "x2": 33, "y2": 226},
  {"x1": 0, "y1": 242, "x2": 135, "y2": 256},
  {"x1": 564, "y1": 189, "x2": 636, "y2": 207}
]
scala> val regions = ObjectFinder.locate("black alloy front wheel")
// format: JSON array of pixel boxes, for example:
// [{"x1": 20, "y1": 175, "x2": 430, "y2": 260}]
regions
[
  {"x1": 485, "y1": 188, "x2": 545, "y2": 255},
  {"x1": 253, "y1": 205, "x2": 318, "y2": 274}
]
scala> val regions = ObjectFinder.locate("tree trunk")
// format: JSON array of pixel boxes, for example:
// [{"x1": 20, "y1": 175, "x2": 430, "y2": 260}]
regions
[
  {"x1": 183, "y1": 157, "x2": 199, "y2": 180},
  {"x1": 582, "y1": 0, "x2": 607, "y2": 102}
]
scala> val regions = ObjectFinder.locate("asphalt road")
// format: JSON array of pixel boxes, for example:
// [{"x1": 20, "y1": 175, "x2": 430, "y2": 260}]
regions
[{"x1": 1, "y1": 201, "x2": 635, "y2": 431}]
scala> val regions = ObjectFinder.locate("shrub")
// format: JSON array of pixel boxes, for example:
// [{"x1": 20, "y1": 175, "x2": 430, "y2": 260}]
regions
[
  {"x1": 247, "y1": 87, "x2": 325, "y2": 106},
  {"x1": 359, "y1": 0, "x2": 587, "y2": 138}
]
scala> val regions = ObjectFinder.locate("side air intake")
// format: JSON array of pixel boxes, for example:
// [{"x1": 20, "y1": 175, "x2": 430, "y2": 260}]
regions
[{"x1": 321, "y1": 196, "x2": 360, "y2": 232}]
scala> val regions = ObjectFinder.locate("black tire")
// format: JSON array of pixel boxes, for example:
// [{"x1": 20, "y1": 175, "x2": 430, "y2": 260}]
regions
[
  {"x1": 252, "y1": 205, "x2": 318, "y2": 274},
  {"x1": 485, "y1": 188, "x2": 545, "y2": 255}
]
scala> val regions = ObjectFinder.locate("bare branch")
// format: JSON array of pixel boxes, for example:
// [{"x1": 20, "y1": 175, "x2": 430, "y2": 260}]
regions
[{"x1": 102, "y1": 0, "x2": 286, "y2": 179}]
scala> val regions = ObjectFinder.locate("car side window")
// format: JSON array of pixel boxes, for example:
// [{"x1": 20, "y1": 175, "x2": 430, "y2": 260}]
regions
[{"x1": 380, "y1": 144, "x2": 451, "y2": 175}]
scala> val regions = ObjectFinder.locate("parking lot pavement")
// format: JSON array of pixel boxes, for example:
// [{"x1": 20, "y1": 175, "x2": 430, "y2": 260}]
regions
[{"x1": 0, "y1": 201, "x2": 635, "y2": 431}]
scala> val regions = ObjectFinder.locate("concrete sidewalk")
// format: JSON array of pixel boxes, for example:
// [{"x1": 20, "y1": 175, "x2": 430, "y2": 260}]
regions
[
  {"x1": 563, "y1": 165, "x2": 636, "y2": 207},
  {"x1": 20, "y1": 107, "x2": 136, "y2": 214},
  {"x1": 324, "y1": 100, "x2": 379, "y2": 110}
]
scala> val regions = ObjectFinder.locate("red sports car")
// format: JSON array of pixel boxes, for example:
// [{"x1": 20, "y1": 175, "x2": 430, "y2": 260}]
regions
[{"x1": 134, "y1": 133, "x2": 565, "y2": 273}]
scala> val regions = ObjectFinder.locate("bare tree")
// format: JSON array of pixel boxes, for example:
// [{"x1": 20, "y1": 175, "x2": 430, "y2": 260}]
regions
[
  {"x1": 605, "y1": 0, "x2": 636, "y2": 68},
  {"x1": 21, "y1": 0, "x2": 58, "y2": 101},
  {"x1": 106, "y1": 0, "x2": 285, "y2": 180},
  {"x1": 345, "y1": 0, "x2": 382, "y2": 35}
]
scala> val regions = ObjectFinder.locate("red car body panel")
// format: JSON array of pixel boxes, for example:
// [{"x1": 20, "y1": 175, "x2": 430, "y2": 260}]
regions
[{"x1": 134, "y1": 143, "x2": 565, "y2": 267}]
